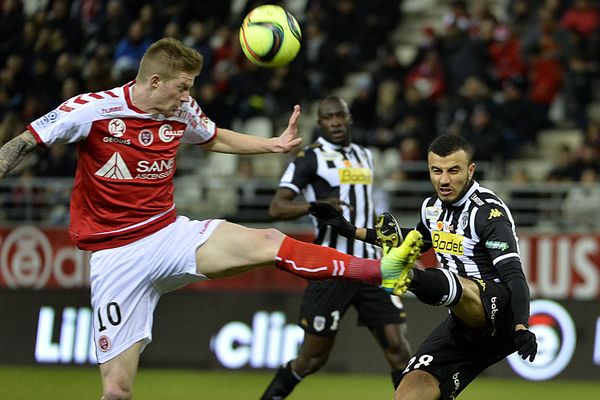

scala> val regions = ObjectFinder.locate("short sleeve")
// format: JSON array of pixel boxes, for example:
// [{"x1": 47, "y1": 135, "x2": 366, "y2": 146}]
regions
[{"x1": 279, "y1": 150, "x2": 317, "y2": 193}]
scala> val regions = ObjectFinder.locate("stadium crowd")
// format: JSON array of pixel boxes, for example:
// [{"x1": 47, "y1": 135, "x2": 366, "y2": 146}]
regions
[{"x1": 0, "y1": 0, "x2": 600, "y2": 224}]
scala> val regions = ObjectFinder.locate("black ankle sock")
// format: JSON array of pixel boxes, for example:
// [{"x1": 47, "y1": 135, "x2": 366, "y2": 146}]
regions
[
  {"x1": 260, "y1": 361, "x2": 302, "y2": 400},
  {"x1": 391, "y1": 369, "x2": 404, "y2": 389},
  {"x1": 410, "y1": 268, "x2": 463, "y2": 307}
]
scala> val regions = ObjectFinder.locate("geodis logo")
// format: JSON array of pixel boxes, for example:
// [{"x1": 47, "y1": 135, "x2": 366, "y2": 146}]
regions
[{"x1": 507, "y1": 299, "x2": 576, "y2": 380}]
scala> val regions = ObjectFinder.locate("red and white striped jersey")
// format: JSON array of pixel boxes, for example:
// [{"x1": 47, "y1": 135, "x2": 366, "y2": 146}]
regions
[{"x1": 28, "y1": 81, "x2": 217, "y2": 251}]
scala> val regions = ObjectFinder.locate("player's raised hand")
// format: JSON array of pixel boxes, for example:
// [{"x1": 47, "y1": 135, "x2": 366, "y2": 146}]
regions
[
  {"x1": 274, "y1": 105, "x2": 303, "y2": 153},
  {"x1": 308, "y1": 201, "x2": 356, "y2": 238},
  {"x1": 513, "y1": 329, "x2": 537, "y2": 362}
]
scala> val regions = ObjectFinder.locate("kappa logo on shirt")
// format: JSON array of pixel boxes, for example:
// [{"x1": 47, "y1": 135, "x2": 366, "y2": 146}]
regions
[{"x1": 95, "y1": 152, "x2": 133, "y2": 179}]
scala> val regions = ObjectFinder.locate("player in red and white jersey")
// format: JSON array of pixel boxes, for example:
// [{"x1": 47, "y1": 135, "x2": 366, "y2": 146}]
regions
[
  {"x1": 28, "y1": 79, "x2": 218, "y2": 250},
  {"x1": 0, "y1": 38, "x2": 417, "y2": 399}
]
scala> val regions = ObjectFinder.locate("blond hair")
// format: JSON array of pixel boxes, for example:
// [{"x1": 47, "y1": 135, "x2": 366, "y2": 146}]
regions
[{"x1": 137, "y1": 38, "x2": 203, "y2": 82}]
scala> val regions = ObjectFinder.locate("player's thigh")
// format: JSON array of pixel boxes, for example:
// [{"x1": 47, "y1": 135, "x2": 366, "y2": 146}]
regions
[
  {"x1": 396, "y1": 370, "x2": 441, "y2": 400},
  {"x1": 452, "y1": 276, "x2": 487, "y2": 328},
  {"x1": 99, "y1": 341, "x2": 143, "y2": 394},
  {"x1": 195, "y1": 221, "x2": 286, "y2": 277}
]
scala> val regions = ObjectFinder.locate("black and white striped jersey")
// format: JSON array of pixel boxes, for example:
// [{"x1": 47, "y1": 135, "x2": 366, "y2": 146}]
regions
[
  {"x1": 279, "y1": 137, "x2": 379, "y2": 258},
  {"x1": 415, "y1": 181, "x2": 520, "y2": 281}
]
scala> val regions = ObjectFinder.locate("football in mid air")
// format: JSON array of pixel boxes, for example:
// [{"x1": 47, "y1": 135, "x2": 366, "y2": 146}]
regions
[{"x1": 239, "y1": 4, "x2": 302, "y2": 68}]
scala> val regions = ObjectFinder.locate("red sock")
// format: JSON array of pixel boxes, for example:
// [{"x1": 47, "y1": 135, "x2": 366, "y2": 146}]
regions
[{"x1": 275, "y1": 236, "x2": 381, "y2": 285}]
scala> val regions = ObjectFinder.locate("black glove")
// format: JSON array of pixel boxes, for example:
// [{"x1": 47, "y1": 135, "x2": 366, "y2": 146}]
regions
[
  {"x1": 308, "y1": 202, "x2": 356, "y2": 238},
  {"x1": 513, "y1": 329, "x2": 537, "y2": 362}
]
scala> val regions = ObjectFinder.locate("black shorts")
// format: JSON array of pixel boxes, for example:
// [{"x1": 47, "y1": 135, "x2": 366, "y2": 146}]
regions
[
  {"x1": 298, "y1": 280, "x2": 406, "y2": 336},
  {"x1": 401, "y1": 278, "x2": 517, "y2": 400}
]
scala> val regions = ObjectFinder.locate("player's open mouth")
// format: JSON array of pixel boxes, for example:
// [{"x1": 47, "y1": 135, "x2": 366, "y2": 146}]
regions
[{"x1": 439, "y1": 187, "x2": 452, "y2": 196}]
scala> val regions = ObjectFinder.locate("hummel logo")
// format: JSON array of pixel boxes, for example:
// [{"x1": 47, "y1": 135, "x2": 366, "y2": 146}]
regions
[{"x1": 95, "y1": 152, "x2": 133, "y2": 179}]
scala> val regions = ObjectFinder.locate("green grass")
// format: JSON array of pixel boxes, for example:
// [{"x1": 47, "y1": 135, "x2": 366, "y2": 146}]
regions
[{"x1": 0, "y1": 366, "x2": 599, "y2": 399}]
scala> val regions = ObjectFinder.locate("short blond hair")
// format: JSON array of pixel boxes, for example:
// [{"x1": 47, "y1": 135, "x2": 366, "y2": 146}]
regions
[{"x1": 137, "y1": 38, "x2": 203, "y2": 82}]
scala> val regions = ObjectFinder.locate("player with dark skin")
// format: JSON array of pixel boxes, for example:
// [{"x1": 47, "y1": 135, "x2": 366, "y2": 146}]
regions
[{"x1": 261, "y1": 97, "x2": 411, "y2": 399}]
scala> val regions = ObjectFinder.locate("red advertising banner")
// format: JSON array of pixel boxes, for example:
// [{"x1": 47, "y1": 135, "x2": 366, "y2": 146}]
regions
[{"x1": 1, "y1": 227, "x2": 599, "y2": 299}]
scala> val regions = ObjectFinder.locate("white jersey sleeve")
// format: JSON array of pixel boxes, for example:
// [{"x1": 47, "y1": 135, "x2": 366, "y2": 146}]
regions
[
  {"x1": 177, "y1": 97, "x2": 217, "y2": 144},
  {"x1": 28, "y1": 98, "x2": 97, "y2": 146}
]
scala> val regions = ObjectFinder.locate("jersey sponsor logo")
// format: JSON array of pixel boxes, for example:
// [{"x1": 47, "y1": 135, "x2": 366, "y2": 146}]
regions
[
  {"x1": 338, "y1": 167, "x2": 372, "y2": 185},
  {"x1": 138, "y1": 129, "x2": 154, "y2": 146},
  {"x1": 135, "y1": 158, "x2": 175, "y2": 180},
  {"x1": 313, "y1": 316, "x2": 326, "y2": 332},
  {"x1": 431, "y1": 230, "x2": 464, "y2": 255},
  {"x1": 488, "y1": 208, "x2": 503, "y2": 219},
  {"x1": 470, "y1": 193, "x2": 484, "y2": 206},
  {"x1": 95, "y1": 152, "x2": 133, "y2": 180},
  {"x1": 158, "y1": 124, "x2": 184, "y2": 143},
  {"x1": 425, "y1": 206, "x2": 442, "y2": 220},
  {"x1": 102, "y1": 136, "x2": 131, "y2": 145},
  {"x1": 108, "y1": 119, "x2": 125, "y2": 137},
  {"x1": 485, "y1": 240, "x2": 509, "y2": 251}
]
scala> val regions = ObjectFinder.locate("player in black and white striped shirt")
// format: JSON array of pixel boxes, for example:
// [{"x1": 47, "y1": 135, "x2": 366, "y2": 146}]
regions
[
  {"x1": 310, "y1": 134, "x2": 537, "y2": 400},
  {"x1": 261, "y1": 96, "x2": 411, "y2": 399}
]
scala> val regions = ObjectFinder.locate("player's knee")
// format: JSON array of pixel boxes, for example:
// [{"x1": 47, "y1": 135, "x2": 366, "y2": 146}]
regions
[{"x1": 102, "y1": 381, "x2": 133, "y2": 400}]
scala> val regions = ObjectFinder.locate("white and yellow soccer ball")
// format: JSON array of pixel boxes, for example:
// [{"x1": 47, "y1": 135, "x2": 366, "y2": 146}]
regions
[{"x1": 239, "y1": 4, "x2": 302, "y2": 68}]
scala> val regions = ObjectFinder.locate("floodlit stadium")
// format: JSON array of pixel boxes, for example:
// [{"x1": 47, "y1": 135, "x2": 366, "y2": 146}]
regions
[{"x1": 1, "y1": 0, "x2": 599, "y2": 399}]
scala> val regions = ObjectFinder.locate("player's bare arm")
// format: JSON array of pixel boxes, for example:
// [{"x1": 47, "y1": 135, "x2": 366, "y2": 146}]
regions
[
  {"x1": 202, "y1": 105, "x2": 302, "y2": 154},
  {"x1": 0, "y1": 130, "x2": 39, "y2": 178}
]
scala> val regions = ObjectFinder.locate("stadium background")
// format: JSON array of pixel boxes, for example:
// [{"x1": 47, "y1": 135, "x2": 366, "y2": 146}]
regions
[{"x1": 0, "y1": 0, "x2": 599, "y2": 398}]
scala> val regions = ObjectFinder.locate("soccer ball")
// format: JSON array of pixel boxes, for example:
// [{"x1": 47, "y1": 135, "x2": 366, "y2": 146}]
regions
[{"x1": 239, "y1": 5, "x2": 302, "y2": 68}]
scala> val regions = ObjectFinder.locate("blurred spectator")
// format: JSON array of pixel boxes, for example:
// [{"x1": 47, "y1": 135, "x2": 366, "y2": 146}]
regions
[
  {"x1": 561, "y1": 167, "x2": 600, "y2": 231},
  {"x1": 495, "y1": 75, "x2": 546, "y2": 158},
  {"x1": 563, "y1": 52, "x2": 597, "y2": 129},
  {"x1": 547, "y1": 144, "x2": 575, "y2": 181},
  {"x1": 0, "y1": 0, "x2": 25, "y2": 63},
  {"x1": 405, "y1": 49, "x2": 446, "y2": 104},
  {"x1": 459, "y1": 103, "x2": 501, "y2": 163},
  {"x1": 112, "y1": 19, "x2": 151, "y2": 83}
]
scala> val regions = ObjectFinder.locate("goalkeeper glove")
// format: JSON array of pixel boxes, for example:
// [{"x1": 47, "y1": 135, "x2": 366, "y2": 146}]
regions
[{"x1": 308, "y1": 202, "x2": 356, "y2": 239}]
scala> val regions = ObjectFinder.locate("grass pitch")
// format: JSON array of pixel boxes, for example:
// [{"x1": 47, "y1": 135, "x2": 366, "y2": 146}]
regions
[{"x1": 1, "y1": 365, "x2": 599, "y2": 399}]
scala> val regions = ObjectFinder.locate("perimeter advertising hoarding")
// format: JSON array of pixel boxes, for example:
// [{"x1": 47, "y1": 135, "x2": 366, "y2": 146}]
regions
[
  {"x1": 1, "y1": 227, "x2": 600, "y2": 300},
  {"x1": 0, "y1": 289, "x2": 598, "y2": 381}
]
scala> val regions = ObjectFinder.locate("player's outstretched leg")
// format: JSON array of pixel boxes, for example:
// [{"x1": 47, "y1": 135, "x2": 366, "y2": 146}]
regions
[
  {"x1": 375, "y1": 212, "x2": 402, "y2": 253},
  {"x1": 380, "y1": 230, "x2": 423, "y2": 294}
]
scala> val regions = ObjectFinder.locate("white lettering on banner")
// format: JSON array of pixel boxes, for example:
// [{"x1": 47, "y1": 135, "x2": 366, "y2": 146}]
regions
[
  {"x1": 520, "y1": 236, "x2": 600, "y2": 300},
  {"x1": 538, "y1": 238, "x2": 570, "y2": 298},
  {"x1": 35, "y1": 306, "x2": 97, "y2": 364},
  {"x1": 507, "y1": 300, "x2": 576, "y2": 381},
  {"x1": 211, "y1": 311, "x2": 303, "y2": 369},
  {"x1": 573, "y1": 238, "x2": 599, "y2": 299},
  {"x1": 0, "y1": 226, "x2": 90, "y2": 288},
  {"x1": 594, "y1": 317, "x2": 600, "y2": 366}
]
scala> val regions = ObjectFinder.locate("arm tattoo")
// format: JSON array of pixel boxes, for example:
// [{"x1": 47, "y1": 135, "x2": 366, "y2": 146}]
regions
[{"x1": 0, "y1": 131, "x2": 39, "y2": 178}]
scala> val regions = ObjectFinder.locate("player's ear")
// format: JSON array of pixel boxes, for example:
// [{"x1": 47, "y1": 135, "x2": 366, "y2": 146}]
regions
[{"x1": 150, "y1": 74, "x2": 161, "y2": 88}]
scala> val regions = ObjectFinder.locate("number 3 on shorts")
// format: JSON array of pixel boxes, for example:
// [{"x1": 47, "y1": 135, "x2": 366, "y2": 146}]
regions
[
  {"x1": 97, "y1": 301, "x2": 122, "y2": 332},
  {"x1": 403, "y1": 354, "x2": 434, "y2": 373}
]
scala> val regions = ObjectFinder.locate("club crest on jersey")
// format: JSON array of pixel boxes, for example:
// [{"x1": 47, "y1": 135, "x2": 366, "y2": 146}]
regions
[
  {"x1": 426, "y1": 206, "x2": 442, "y2": 220},
  {"x1": 459, "y1": 211, "x2": 469, "y2": 230},
  {"x1": 98, "y1": 335, "x2": 111, "y2": 352},
  {"x1": 138, "y1": 129, "x2": 154, "y2": 146},
  {"x1": 108, "y1": 119, "x2": 126, "y2": 137},
  {"x1": 159, "y1": 124, "x2": 184, "y2": 143},
  {"x1": 432, "y1": 230, "x2": 464, "y2": 255},
  {"x1": 313, "y1": 316, "x2": 326, "y2": 332}
]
